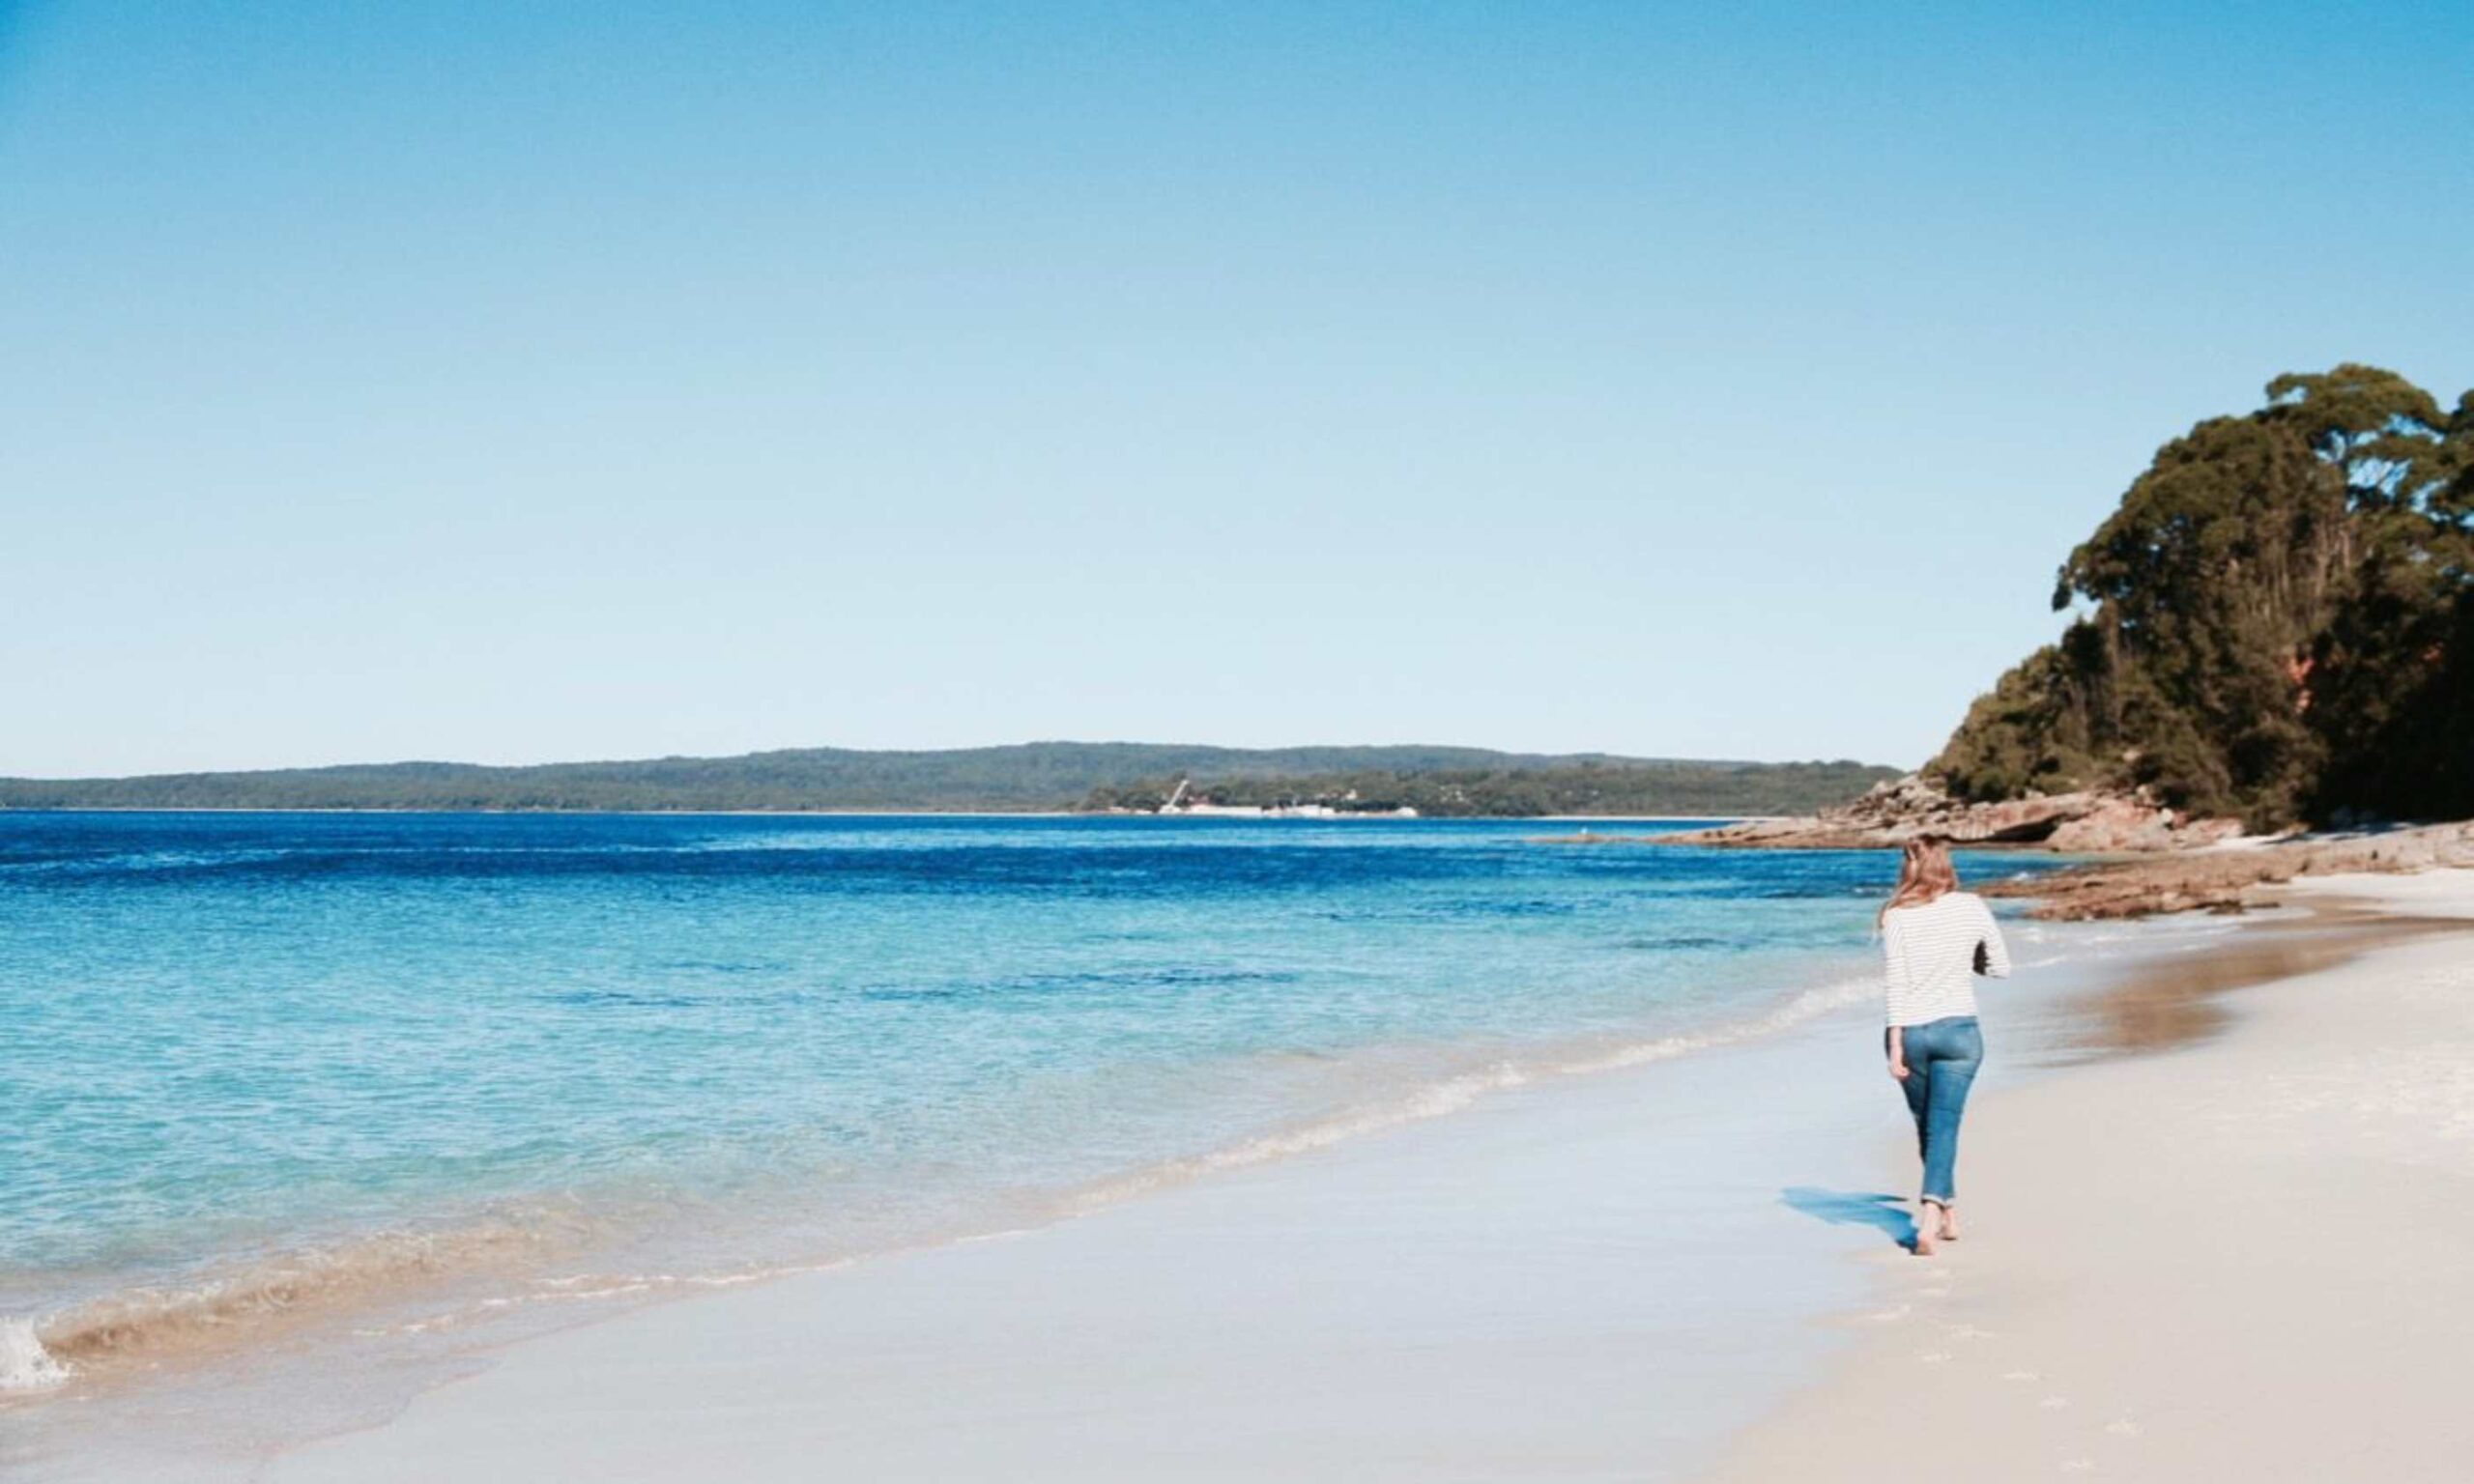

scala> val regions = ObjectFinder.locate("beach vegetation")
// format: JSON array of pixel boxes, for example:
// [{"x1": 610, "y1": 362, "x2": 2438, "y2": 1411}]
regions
[{"x1": 1933, "y1": 364, "x2": 2474, "y2": 828}]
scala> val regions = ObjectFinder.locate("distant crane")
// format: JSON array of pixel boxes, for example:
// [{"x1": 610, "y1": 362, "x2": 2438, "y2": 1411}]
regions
[{"x1": 1159, "y1": 777, "x2": 1192, "y2": 813}]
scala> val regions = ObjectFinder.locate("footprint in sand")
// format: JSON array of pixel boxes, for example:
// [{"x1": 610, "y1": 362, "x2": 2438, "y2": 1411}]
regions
[
  {"x1": 2060, "y1": 1459, "x2": 2096, "y2": 1472},
  {"x1": 1917, "y1": 1351, "x2": 1953, "y2": 1364},
  {"x1": 2002, "y1": 1370, "x2": 2041, "y2": 1383},
  {"x1": 1869, "y1": 1304, "x2": 1912, "y2": 1322},
  {"x1": 1944, "y1": 1324, "x2": 1995, "y2": 1340},
  {"x1": 2040, "y1": 1396, "x2": 2071, "y2": 1410},
  {"x1": 2105, "y1": 1419, "x2": 2141, "y2": 1437}
]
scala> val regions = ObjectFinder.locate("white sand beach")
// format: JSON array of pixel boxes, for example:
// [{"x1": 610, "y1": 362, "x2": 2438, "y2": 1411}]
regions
[
  {"x1": 37, "y1": 874, "x2": 2474, "y2": 1483},
  {"x1": 1708, "y1": 871, "x2": 2474, "y2": 1482}
]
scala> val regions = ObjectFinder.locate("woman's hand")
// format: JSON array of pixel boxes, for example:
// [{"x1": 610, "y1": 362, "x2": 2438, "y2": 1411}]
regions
[
  {"x1": 1886, "y1": 1027, "x2": 1908, "y2": 1081},
  {"x1": 1887, "y1": 1058, "x2": 1911, "y2": 1080}
]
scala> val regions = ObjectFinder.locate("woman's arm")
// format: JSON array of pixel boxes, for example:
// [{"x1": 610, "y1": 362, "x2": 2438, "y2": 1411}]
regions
[
  {"x1": 1975, "y1": 898, "x2": 2013, "y2": 979},
  {"x1": 1882, "y1": 914, "x2": 1913, "y2": 1077}
]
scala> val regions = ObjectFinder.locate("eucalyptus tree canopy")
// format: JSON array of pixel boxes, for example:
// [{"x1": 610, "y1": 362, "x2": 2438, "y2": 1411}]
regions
[{"x1": 1933, "y1": 365, "x2": 2473, "y2": 828}]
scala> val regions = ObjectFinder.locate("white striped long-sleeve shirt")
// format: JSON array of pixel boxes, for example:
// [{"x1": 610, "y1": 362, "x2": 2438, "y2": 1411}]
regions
[{"x1": 1881, "y1": 891, "x2": 2011, "y2": 1026}]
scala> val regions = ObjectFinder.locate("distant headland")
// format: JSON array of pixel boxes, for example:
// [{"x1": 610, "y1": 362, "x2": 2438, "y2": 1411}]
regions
[{"x1": 0, "y1": 743, "x2": 1900, "y2": 818}]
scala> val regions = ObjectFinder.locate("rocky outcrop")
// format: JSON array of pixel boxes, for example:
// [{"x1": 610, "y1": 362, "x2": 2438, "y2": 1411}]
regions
[
  {"x1": 1567, "y1": 784, "x2": 2473, "y2": 919},
  {"x1": 2046, "y1": 795, "x2": 2247, "y2": 853},
  {"x1": 1980, "y1": 819, "x2": 2474, "y2": 919},
  {"x1": 1654, "y1": 774, "x2": 2244, "y2": 853}
]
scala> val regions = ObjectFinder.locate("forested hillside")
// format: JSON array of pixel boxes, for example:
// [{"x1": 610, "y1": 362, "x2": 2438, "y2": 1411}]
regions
[
  {"x1": 0, "y1": 742, "x2": 1891, "y2": 816},
  {"x1": 1085, "y1": 759, "x2": 1896, "y2": 817},
  {"x1": 1931, "y1": 364, "x2": 2473, "y2": 828}
]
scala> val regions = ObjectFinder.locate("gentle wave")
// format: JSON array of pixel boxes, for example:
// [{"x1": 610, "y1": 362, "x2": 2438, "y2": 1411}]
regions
[
  {"x1": 9, "y1": 1213, "x2": 591, "y2": 1393},
  {"x1": 1064, "y1": 972, "x2": 1880, "y2": 1209}
]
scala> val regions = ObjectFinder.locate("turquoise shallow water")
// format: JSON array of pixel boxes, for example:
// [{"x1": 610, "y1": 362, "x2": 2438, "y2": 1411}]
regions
[{"x1": 0, "y1": 812, "x2": 2059, "y2": 1389}]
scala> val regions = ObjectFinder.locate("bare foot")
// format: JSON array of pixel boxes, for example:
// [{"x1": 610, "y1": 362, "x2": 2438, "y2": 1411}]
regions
[
  {"x1": 1939, "y1": 1206, "x2": 1960, "y2": 1242},
  {"x1": 1913, "y1": 1205, "x2": 1941, "y2": 1256}
]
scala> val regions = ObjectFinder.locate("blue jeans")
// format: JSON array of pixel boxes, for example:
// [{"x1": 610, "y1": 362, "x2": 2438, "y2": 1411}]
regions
[{"x1": 1891, "y1": 1015, "x2": 1982, "y2": 1205}]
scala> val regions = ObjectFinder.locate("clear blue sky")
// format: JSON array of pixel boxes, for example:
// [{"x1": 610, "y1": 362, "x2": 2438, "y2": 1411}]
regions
[{"x1": 5, "y1": 2, "x2": 2469, "y2": 777}]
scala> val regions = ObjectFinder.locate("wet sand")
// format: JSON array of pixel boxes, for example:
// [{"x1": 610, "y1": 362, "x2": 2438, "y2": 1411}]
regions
[
  {"x1": 2038, "y1": 905, "x2": 2463, "y2": 1058},
  {"x1": 140, "y1": 1003, "x2": 1930, "y2": 1483}
]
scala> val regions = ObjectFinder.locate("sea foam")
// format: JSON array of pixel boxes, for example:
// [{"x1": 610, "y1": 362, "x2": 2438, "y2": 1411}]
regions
[{"x1": 0, "y1": 1318, "x2": 69, "y2": 1392}]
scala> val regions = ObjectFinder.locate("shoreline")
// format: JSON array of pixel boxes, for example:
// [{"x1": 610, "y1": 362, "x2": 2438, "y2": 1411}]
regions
[
  {"x1": 16, "y1": 871, "x2": 2466, "y2": 1479},
  {"x1": 1703, "y1": 870, "x2": 2474, "y2": 1482},
  {"x1": 3, "y1": 813, "x2": 1901, "y2": 1479},
  {"x1": 252, "y1": 992, "x2": 2012, "y2": 1484},
  {"x1": 7, "y1": 948, "x2": 1920, "y2": 1479},
  {"x1": 0, "y1": 949, "x2": 1884, "y2": 1428},
  {"x1": 13, "y1": 902, "x2": 2230, "y2": 1482}
]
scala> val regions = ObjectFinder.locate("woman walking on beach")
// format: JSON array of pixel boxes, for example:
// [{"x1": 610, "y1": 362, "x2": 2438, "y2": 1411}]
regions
[{"x1": 1880, "y1": 836, "x2": 2010, "y2": 1255}]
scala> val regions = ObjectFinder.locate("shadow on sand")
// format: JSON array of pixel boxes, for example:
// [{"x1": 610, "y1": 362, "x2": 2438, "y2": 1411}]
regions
[{"x1": 1780, "y1": 1186, "x2": 1916, "y2": 1251}]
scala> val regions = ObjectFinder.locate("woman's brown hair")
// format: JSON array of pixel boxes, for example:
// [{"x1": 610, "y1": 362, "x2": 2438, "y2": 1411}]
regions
[{"x1": 1878, "y1": 834, "x2": 1959, "y2": 927}]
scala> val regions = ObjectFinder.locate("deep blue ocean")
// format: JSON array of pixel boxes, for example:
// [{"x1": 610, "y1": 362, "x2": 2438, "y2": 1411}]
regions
[{"x1": 0, "y1": 811, "x2": 2057, "y2": 1391}]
